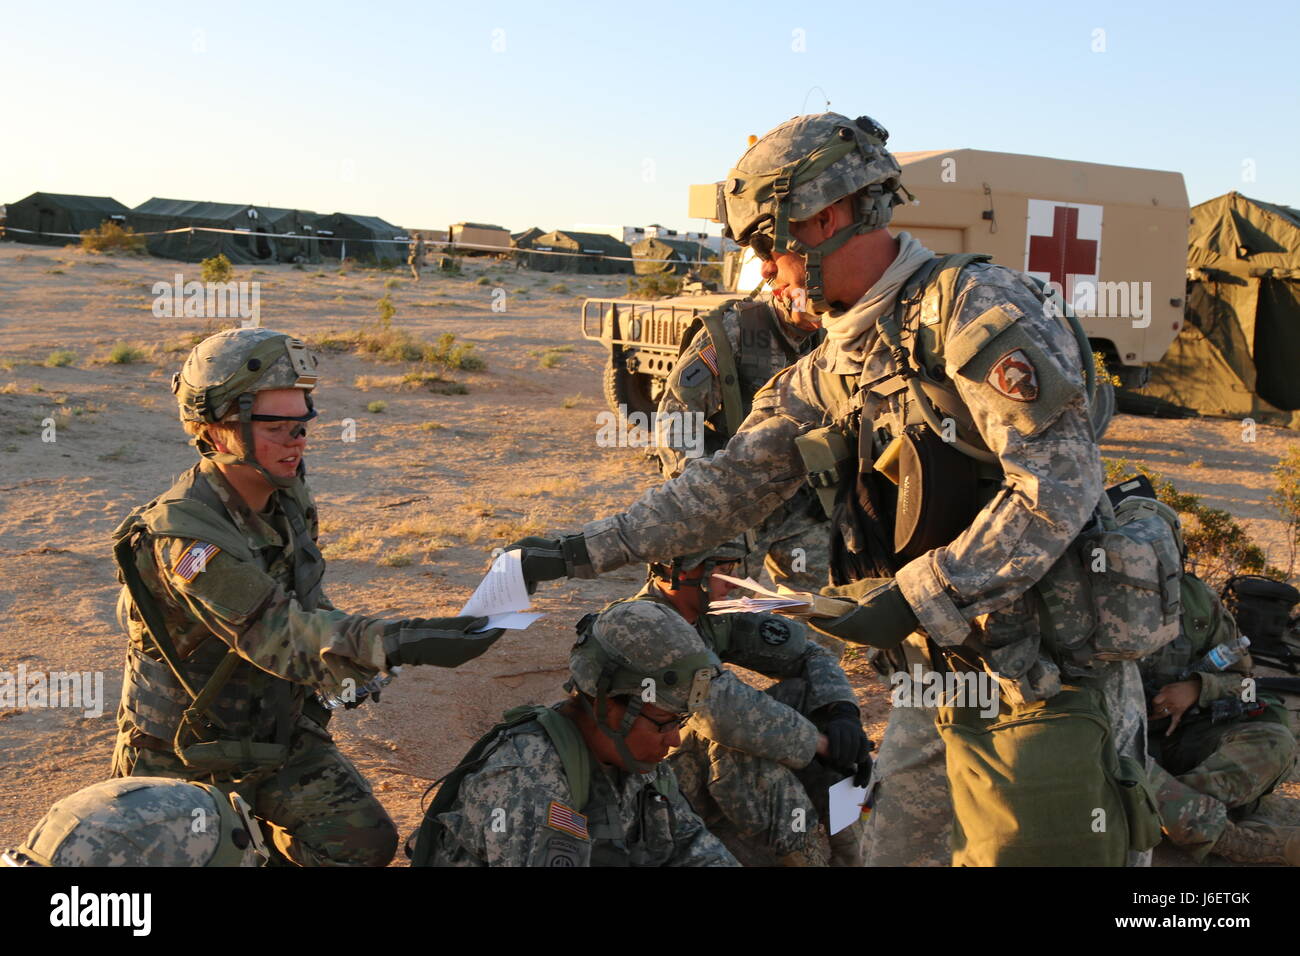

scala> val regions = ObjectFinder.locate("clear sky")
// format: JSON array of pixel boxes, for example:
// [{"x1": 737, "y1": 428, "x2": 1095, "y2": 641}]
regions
[{"x1": 3, "y1": 0, "x2": 1296, "y2": 236}]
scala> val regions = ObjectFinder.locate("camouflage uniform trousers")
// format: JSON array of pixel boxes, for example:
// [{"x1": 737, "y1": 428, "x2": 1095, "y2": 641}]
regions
[
  {"x1": 668, "y1": 677, "x2": 861, "y2": 865},
  {"x1": 1148, "y1": 713, "x2": 1298, "y2": 860},
  {"x1": 110, "y1": 714, "x2": 397, "y2": 867}
]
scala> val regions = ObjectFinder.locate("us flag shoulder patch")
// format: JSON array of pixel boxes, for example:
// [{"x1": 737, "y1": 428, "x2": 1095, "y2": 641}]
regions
[
  {"x1": 546, "y1": 801, "x2": 589, "y2": 840},
  {"x1": 698, "y1": 341, "x2": 719, "y2": 375},
  {"x1": 172, "y1": 541, "x2": 220, "y2": 582}
]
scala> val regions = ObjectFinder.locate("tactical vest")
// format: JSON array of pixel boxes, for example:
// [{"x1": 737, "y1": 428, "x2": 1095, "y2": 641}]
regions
[
  {"x1": 678, "y1": 299, "x2": 822, "y2": 456},
  {"x1": 112, "y1": 465, "x2": 326, "y2": 776},
  {"x1": 408, "y1": 703, "x2": 676, "y2": 867},
  {"x1": 799, "y1": 254, "x2": 1180, "y2": 688}
]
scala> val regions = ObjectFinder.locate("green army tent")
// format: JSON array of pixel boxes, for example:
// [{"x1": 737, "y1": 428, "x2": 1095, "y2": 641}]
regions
[
  {"x1": 511, "y1": 226, "x2": 545, "y2": 249},
  {"x1": 1135, "y1": 192, "x2": 1300, "y2": 428},
  {"x1": 4, "y1": 192, "x2": 129, "y2": 245},
  {"x1": 312, "y1": 212, "x2": 407, "y2": 265},
  {"x1": 130, "y1": 198, "x2": 292, "y2": 263},
  {"x1": 520, "y1": 230, "x2": 632, "y2": 274},
  {"x1": 260, "y1": 207, "x2": 321, "y2": 263},
  {"x1": 630, "y1": 236, "x2": 716, "y2": 276}
]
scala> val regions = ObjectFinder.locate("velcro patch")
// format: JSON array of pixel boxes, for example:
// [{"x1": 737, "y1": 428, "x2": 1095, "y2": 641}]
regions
[
  {"x1": 677, "y1": 357, "x2": 712, "y2": 389},
  {"x1": 171, "y1": 541, "x2": 220, "y2": 582},
  {"x1": 546, "y1": 801, "x2": 589, "y2": 840},
  {"x1": 987, "y1": 349, "x2": 1039, "y2": 402}
]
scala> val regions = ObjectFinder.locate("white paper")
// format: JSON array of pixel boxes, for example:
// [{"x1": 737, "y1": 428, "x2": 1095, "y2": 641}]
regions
[
  {"x1": 707, "y1": 573, "x2": 811, "y2": 615},
  {"x1": 828, "y1": 775, "x2": 870, "y2": 835},
  {"x1": 477, "y1": 611, "x2": 544, "y2": 631},
  {"x1": 460, "y1": 550, "x2": 533, "y2": 618}
]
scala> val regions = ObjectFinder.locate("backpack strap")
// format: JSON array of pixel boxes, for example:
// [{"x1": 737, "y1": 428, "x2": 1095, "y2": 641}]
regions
[
  {"x1": 699, "y1": 306, "x2": 745, "y2": 439},
  {"x1": 407, "y1": 704, "x2": 592, "y2": 865}
]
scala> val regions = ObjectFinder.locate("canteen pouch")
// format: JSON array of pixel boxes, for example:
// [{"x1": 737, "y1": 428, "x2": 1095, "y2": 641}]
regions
[
  {"x1": 1072, "y1": 501, "x2": 1182, "y2": 661},
  {"x1": 890, "y1": 424, "x2": 981, "y2": 561},
  {"x1": 936, "y1": 684, "x2": 1160, "y2": 866}
]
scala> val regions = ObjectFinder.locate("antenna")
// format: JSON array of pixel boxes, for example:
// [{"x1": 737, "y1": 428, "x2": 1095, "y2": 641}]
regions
[{"x1": 801, "y1": 86, "x2": 831, "y2": 114}]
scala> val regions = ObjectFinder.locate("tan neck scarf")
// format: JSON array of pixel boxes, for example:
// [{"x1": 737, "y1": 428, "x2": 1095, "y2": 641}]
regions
[{"x1": 821, "y1": 231, "x2": 935, "y2": 371}]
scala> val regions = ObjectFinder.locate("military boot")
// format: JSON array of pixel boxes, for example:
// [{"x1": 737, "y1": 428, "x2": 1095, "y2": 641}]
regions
[{"x1": 1210, "y1": 821, "x2": 1300, "y2": 865}]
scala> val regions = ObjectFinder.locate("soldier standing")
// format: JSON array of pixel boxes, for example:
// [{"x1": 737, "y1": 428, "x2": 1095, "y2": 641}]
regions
[
  {"x1": 411, "y1": 607, "x2": 739, "y2": 867},
  {"x1": 408, "y1": 231, "x2": 425, "y2": 281},
  {"x1": 110, "y1": 328, "x2": 505, "y2": 866},
  {"x1": 507, "y1": 112, "x2": 1160, "y2": 866}
]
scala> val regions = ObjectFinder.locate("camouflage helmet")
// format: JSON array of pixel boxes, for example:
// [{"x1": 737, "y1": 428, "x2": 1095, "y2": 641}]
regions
[
  {"x1": 173, "y1": 327, "x2": 318, "y2": 425},
  {"x1": 650, "y1": 536, "x2": 749, "y2": 590},
  {"x1": 570, "y1": 601, "x2": 720, "y2": 716},
  {"x1": 719, "y1": 112, "x2": 910, "y2": 312},
  {"x1": 173, "y1": 328, "x2": 319, "y2": 487},
  {"x1": 2, "y1": 777, "x2": 267, "y2": 867}
]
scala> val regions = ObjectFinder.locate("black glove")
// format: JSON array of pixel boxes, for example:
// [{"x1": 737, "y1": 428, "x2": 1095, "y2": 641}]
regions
[
  {"x1": 809, "y1": 581, "x2": 918, "y2": 650},
  {"x1": 383, "y1": 616, "x2": 504, "y2": 668},
  {"x1": 818, "y1": 701, "x2": 875, "y2": 786},
  {"x1": 506, "y1": 534, "x2": 594, "y2": 593}
]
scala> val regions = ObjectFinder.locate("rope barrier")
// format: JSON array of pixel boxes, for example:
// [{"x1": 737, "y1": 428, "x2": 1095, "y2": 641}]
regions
[{"x1": 2, "y1": 225, "x2": 722, "y2": 267}]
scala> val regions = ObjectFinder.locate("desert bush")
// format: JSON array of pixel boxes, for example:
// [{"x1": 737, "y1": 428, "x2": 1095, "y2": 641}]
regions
[
  {"x1": 367, "y1": 401, "x2": 387, "y2": 413},
  {"x1": 548, "y1": 283, "x2": 570, "y2": 295},
  {"x1": 384, "y1": 277, "x2": 402, "y2": 290},
  {"x1": 1092, "y1": 351, "x2": 1122, "y2": 387},
  {"x1": 108, "y1": 342, "x2": 147, "y2": 365},
  {"x1": 200, "y1": 254, "x2": 234, "y2": 284},
  {"x1": 44, "y1": 350, "x2": 76, "y2": 367},
  {"x1": 80, "y1": 221, "x2": 145, "y2": 255},
  {"x1": 625, "y1": 275, "x2": 682, "y2": 299},
  {"x1": 1269, "y1": 447, "x2": 1300, "y2": 580},
  {"x1": 1104, "y1": 457, "x2": 1279, "y2": 587},
  {"x1": 377, "y1": 294, "x2": 397, "y2": 326}
]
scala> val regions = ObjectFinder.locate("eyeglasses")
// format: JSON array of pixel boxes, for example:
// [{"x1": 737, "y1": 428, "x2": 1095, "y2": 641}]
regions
[
  {"x1": 747, "y1": 231, "x2": 775, "y2": 263},
  {"x1": 640, "y1": 711, "x2": 690, "y2": 734},
  {"x1": 253, "y1": 420, "x2": 309, "y2": 445}
]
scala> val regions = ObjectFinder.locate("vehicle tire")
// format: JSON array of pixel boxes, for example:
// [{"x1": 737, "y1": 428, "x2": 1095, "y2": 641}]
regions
[{"x1": 603, "y1": 353, "x2": 661, "y2": 420}]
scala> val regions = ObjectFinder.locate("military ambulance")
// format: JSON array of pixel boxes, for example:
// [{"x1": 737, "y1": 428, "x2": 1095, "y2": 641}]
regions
[{"x1": 582, "y1": 149, "x2": 1189, "y2": 415}]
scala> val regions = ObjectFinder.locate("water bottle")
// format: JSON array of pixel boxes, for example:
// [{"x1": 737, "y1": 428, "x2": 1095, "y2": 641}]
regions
[{"x1": 1181, "y1": 635, "x2": 1251, "y2": 678}]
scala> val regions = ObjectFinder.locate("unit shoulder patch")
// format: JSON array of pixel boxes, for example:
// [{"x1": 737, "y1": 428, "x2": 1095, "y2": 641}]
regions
[
  {"x1": 677, "y1": 356, "x2": 712, "y2": 390},
  {"x1": 986, "y1": 349, "x2": 1040, "y2": 402},
  {"x1": 171, "y1": 541, "x2": 220, "y2": 582}
]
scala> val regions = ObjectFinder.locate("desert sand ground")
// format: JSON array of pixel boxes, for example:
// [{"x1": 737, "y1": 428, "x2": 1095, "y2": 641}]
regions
[{"x1": 1, "y1": 240, "x2": 1296, "y2": 865}]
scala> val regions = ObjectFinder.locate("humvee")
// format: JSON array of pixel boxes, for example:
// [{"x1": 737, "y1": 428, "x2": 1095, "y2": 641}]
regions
[{"x1": 581, "y1": 148, "x2": 1190, "y2": 415}]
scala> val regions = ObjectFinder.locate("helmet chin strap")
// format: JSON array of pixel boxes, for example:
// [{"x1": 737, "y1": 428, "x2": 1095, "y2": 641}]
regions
[{"x1": 572, "y1": 687, "x2": 659, "y2": 775}]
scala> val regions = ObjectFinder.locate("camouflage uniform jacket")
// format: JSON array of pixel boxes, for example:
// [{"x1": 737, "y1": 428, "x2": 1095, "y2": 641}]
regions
[
  {"x1": 115, "y1": 460, "x2": 390, "y2": 752},
  {"x1": 608, "y1": 587, "x2": 854, "y2": 768},
  {"x1": 429, "y1": 713, "x2": 738, "y2": 867},
  {"x1": 584, "y1": 256, "x2": 1137, "y2": 727},
  {"x1": 654, "y1": 294, "x2": 821, "y2": 476}
]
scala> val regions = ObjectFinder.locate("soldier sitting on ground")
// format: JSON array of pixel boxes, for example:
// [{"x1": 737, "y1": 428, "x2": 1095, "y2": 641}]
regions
[
  {"x1": 410, "y1": 608, "x2": 739, "y2": 867},
  {"x1": 598, "y1": 541, "x2": 872, "y2": 866},
  {"x1": 1138, "y1": 501, "x2": 1300, "y2": 865}
]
